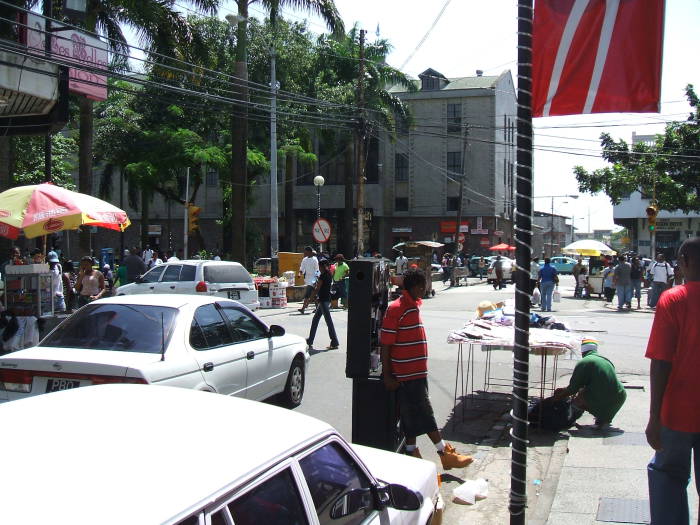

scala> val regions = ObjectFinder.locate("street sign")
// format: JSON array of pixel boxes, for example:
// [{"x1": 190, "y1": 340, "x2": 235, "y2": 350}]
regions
[
  {"x1": 494, "y1": 230, "x2": 504, "y2": 237},
  {"x1": 312, "y1": 218, "x2": 332, "y2": 243},
  {"x1": 480, "y1": 238, "x2": 489, "y2": 247},
  {"x1": 457, "y1": 232, "x2": 466, "y2": 242}
]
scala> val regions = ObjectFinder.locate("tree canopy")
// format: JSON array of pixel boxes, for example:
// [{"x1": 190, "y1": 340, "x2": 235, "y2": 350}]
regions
[{"x1": 574, "y1": 85, "x2": 700, "y2": 213}]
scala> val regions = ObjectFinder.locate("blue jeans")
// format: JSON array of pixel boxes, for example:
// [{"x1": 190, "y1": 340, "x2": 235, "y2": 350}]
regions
[
  {"x1": 616, "y1": 284, "x2": 632, "y2": 308},
  {"x1": 648, "y1": 426, "x2": 700, "y2": 524},
  {"x1": 649, "y1": 281, "x2": 668, "y2": 307},
  {"x1": 307, "y1": 301, "x2": 338, "y2": 347},
  {"x1": 540, "y1": 281, "x2": 555, "y2": 311},
  {"x1": 631, "y1": 279, "x2": 642, "y2": 300}
]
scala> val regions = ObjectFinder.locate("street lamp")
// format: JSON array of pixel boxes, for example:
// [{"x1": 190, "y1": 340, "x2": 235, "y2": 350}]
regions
[
  {"x1": 536, "y1": 194, "x2": 579, "y2": 257},
  {"x1": 313, "y1": 175, "x2": 325, "y2": 252}
]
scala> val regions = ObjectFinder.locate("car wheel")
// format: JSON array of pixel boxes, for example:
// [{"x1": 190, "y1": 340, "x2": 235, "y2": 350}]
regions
[{"x1": 281, "y1": 356, "x2": 305, "y2": 408}]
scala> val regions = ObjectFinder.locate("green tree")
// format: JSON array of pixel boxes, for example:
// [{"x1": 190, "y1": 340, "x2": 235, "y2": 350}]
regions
[
  {"x1": 574, "y1": 85, "x2": 700, "y2": 212},
  {"x1": 9, "y1": 134, "x2": 77, "y2": 187},
  {"x1": 224, "y1": 0, "x2": 343, "y2": 264},
  {"x1": 313, "y1": 25, "x2": 415, "y2": 254}
]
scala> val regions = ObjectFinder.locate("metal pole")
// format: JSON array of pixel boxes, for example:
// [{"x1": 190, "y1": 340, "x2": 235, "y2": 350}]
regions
[
  {"x1": 184, "y1": 167, "x2": 189, "y2": 259},
  {"x1": 550, "y1": 196, "x2": 554, "y2": 258},
  {"x1": 43, "y1": 0, "x2": 52, "y2": 183},
  {"x1": 356, "y1": 29, "x2": 366, "y2": 256},
  {"x1": 510, "y1": 1, "x2": 533, "y2": 522},
  {"x1": 270, "y1": 46, "x2": 279, "y2": 276},
  {"x1": 317, "y1": 185, "x2": 322, "y2": 253},
  {"x1": 454, "y1": 124, "x2": 468, "y2": 248}
]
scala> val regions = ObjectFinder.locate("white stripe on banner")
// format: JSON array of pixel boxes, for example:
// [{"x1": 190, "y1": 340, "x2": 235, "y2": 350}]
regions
[
  {"x1": 583, "y1": 0, "x2": 620, "y2": 113},
  {"x1": 542, "y1": 0, "x2": 590, "y2": 117}
]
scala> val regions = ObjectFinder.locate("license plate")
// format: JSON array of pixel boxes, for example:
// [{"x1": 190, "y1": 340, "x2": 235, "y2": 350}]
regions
[
  {"x1": 227, "y1": 290, "x2": 240, "y2": 299},
  {"x1": 45, "y1": 378, "x2": 81, "y2": 393}
]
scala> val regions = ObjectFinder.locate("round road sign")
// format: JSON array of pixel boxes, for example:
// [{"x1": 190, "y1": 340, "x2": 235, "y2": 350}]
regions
[
  {"x1": 457, "y1": 232, "x2": 466, "y2": 242},
  {"x1": 480, "y1": 237, "x2": 490, "y2": 247},
  {"x1": 312, "y1": 218, "x2": 332, "y2": 243}
]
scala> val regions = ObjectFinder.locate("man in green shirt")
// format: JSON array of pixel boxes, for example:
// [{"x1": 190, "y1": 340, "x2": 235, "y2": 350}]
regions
[
  {"x1": 553, "y1": 339, "x2": 627, "y2": 429},
  {"x1": 333, "y1": 254, "x2": 350, "y2": 308}
]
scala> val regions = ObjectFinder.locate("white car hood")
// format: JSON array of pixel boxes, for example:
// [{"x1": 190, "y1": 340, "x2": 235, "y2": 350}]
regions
[
  {"x1": 0, "y1": 346, "x2": 163, "y2": 371},
  {"x1": 351, "y1": 443, "x2": 439, "y2": 498}
]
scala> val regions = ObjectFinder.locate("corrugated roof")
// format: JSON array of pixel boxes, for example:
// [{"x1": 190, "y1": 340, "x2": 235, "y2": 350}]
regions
[{"x1": 388, "y1": 74, "x2": 499, "y2": 94}]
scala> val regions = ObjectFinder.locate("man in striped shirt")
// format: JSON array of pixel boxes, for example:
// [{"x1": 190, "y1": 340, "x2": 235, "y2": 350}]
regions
[{"x1": 380, "y1": 269, "x2": 473, "y2": 469}]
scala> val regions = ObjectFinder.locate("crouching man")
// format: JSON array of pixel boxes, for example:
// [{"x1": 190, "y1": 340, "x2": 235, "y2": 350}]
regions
[
  {"x1": 553, "y1": 339, "x2": 627, "y2": 430},
  {"x1": 380, "y1": 268, "x2": 473, "y2": 469}
]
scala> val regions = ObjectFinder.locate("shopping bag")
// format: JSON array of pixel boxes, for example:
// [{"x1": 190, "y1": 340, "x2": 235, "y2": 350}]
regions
[
  {"x1": 553, "y1": 287, "x2": 561, "y2": 303},
  {"x1": 532, "y1": 287, "x2": 541, "y2": 305}
]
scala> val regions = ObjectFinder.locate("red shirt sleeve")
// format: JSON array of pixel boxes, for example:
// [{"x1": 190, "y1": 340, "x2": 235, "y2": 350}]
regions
[
  {"x1": 645, "y1": 290, "x2": 679, "y2": 362},
  {"x1": 379, "y1": 303, "x2": 400, "y2": 346}
]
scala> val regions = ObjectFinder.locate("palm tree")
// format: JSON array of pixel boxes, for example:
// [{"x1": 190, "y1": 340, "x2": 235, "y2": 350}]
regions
[
  {"x1": 314, "y1": 25, "x2": 415, "y2": 255},
  {"x1": 225, "y1": 0, "x2": 343, "y2": 265}
]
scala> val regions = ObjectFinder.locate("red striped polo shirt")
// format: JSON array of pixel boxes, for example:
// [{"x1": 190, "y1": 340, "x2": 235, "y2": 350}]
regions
[{"x1": 379, "y1": 291, "x2": 428, "y2": 381}]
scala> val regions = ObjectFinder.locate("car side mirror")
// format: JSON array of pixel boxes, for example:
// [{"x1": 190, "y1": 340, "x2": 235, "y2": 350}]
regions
[
  {"x1": 135, "y1": 275, "x2": 144, "y2": 284},
  {"x1": 385, "y1": 483, "x2": 423, "y2": 511},
  {"x1": 329, "y1": 488, "x2": 374, "y2": 519},
  {"x1": 268, "y1": 325, "x2": 285, "y2": 337}
]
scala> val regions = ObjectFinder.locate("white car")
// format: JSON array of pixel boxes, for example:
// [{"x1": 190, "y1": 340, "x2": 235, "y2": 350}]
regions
[
  {"x1": 117, "y1": 260, "x2": 260, "y2": 311},
  {"x1": 487, "y1": 257, "x2": 515, "y2": 284},
  {"x1": 0, "y1": 295, "x2": 308, "y2": 406},
  {"x1": 0, "y1": 384, "x2": 443, "y2": 525}
]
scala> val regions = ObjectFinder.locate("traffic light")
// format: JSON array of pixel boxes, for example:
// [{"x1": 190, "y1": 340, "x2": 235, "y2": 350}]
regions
[
  {"x1": 646, "y1": 204, "x2": 658, "y2": 232},
  {"x1": 188, "y1": 204, "x2": 201, "y2": 233}
]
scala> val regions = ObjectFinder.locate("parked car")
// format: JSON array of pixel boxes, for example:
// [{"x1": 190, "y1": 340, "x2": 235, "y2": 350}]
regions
[
  {"x1": 0, "y1": 295, "x2": 308, "y2": 407},
  {"x1": 0, "y1": 384, "x2": 443, "y2": 525},
  {"x1": 487, "y1": 257, "x2": 515, "y2": 284},
  {"x1": 117, "y1": 259, "x2": 260, "y2": 311},
  {"x1": 468, "y1": 255, "x2": 494, "y2": 276},
  {"x1": 545, "y1": 256, "x2": 579, "y2": 274}
]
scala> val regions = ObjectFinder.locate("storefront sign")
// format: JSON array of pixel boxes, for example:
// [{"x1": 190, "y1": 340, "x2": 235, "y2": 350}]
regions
[
  {"x1": 494, "y1": 230, "x2": 504, "y2": 237},
  {"x1": 476, "y1": 216, "x2": 483, "y2": 230},
  {"x1": 440, "y1": 221, "x2": 469, "y2": 233},
  {"x1": 655, "y1": 219, "x2": 687, "y2": 231},
  {"x1": 392, "y1": 227, "x2": 412, "y2": 233},
  {"x1": 471, "y1": 229, "x2": 489, "y2": 235},
  {"x1": 148, "y1": 225, "x2": 162, "y2": 236}
]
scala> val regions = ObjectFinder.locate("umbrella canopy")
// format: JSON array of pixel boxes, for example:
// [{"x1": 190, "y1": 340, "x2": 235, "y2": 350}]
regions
[
  {"x1": 392, "y1": 241, "x2": 444, "y2": 250},
  {"x1": 489, "y1": 242, "x2": 512, "y2": 251},
  {"x1": 562, "y1": 239, "x2": 616, "y2": 257},
  {"x1": 0, "y1": 183, "x2": 130, "y2": 239}
]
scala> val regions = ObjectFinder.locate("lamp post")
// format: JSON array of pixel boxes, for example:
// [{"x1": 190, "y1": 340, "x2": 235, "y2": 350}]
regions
[
  {"x1": 536, "y1": 194, "x2": 579, "y2": 257},
  {"x1": 314, "y1": 175, "x2": 324, "y2": 252}
]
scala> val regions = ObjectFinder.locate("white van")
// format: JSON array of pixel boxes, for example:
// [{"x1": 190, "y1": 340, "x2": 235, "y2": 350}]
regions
[
  {"x1": 0, "y1": 384, "x2": 443, "y2": 525},
  {"x1": 118, "y1": 260, "x2": 260, "y2": 310}
]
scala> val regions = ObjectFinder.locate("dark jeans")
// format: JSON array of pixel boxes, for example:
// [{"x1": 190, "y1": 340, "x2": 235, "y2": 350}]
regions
[
  {"x1": 648, "y1": 426, "x2": 700, "y2": 524},
  {"x1": 307, "y1": 301, "x2": 338, "y2": 347},
  {"x1": 649, "y1": 281, "x2": 668, "y2": 307}
]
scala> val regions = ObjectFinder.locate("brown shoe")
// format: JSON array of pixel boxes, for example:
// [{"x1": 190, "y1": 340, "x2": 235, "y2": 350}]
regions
[
  {"x1": 409, "y1": 448, "x2": 422, "y2": 459},
  {"x1": 439, "y1": 443, "x2": 473, "y2": 470}
]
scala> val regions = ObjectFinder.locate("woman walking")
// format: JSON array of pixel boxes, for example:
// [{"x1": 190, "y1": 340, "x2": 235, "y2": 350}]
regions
[
  {"x1": 75, "y1": 256, "x2": 106, "y2": 307},
  {"x1": 305, "y1": 259, "x2": 339, "y2": 351}
]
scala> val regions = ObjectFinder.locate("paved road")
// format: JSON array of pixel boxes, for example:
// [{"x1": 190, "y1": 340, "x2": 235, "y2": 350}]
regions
[{"x1": 259, "y1": 275, "x2": 654, "y2": 440}]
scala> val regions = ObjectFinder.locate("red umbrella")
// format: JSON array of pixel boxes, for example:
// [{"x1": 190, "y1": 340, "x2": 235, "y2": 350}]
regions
[{"x1": 489, "y1": 243, "x2": 511, "y2": 251}]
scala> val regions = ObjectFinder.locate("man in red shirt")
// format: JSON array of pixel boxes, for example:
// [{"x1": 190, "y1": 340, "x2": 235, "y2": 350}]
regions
[
  {"x1": 380, "y1": 269, "x2": 472, "y2": 470},
  {"x1": 645, "y1": 236, "x2": 700, "y2": 525}
]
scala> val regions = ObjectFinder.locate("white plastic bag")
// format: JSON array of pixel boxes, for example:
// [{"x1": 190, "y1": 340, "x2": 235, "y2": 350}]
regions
[
  {"x1": 532, "y1": 287, "x2": 541, "y2": 305},
  {"x1": 453, "y1": 478, "x2": 489, "y2": 505},
  {"x1": 553, "y1": 287, "x2": 561, "y2": 303}
]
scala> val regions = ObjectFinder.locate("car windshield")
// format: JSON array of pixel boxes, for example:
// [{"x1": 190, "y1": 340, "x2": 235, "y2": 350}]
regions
[
  {"x1": 42, "y1": 304, "x2": 178, "y2": 353},
  {"x1": 204, "y1": 264, "x2": 252, "y2": 284}
]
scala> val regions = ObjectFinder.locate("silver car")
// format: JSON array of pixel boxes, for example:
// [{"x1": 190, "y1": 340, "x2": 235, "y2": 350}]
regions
[{"x1": 117, "y1": 260, "x2": 260, "y2": 310}]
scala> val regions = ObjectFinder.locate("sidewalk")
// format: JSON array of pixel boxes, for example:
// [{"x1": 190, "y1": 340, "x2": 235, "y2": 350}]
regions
[{"x1": 546, "y1": 374, "x2": 698, "y2": 524}]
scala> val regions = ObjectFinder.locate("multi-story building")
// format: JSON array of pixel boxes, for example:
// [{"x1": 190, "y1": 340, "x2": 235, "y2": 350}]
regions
[
  {"x1": 613, "y1": 132, "x2": 700, "y2": 259},
  {"x1": 247, "y1": 68, "x2": 517, "y2": 257},
  {"x1": 533, "y1": 211, "x2": 570, "y2": 257}
]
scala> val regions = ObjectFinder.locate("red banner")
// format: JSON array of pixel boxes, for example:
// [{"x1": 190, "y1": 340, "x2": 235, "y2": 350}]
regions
[{"x1": 532, "y1": 0, "x2": 664, "y2": 117}]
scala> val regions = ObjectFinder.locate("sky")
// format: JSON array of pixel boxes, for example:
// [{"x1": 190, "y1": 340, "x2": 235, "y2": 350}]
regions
[{"x1": 154, "y1": 1, "x2": 700, "y2": 232}]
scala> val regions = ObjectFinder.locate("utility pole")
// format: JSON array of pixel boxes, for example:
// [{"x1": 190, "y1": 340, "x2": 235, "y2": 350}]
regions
[
  {"x1": 454, "y1": 124, "x2": 469, "y2": 249},
  {"x1": 550, "y1": 196, "x2": 554, "y2": 258},
  {"x1": 355, "y1": 29, "x2": 366, "y2": 256},
  {"x1": 43, "y1": 0, "x2": 53, "y2": 183},
  {"x1": 184, "y1": 167, "x2": 189, "y2": 259},
  {"x1": 269, "y1": 2, "x2": 279, "y2": 276}
]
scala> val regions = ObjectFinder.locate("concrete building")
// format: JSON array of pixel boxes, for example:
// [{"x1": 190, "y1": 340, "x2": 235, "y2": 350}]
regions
[
  {"x1": 247, "y1": 69, "x2": 517, "y2": 257},
  {"x1": 612, "y1": 132, "x2": 700, "y2": 259},
  {"x1": 533, "y1": 211, "x2": 570, "y2": 257}
]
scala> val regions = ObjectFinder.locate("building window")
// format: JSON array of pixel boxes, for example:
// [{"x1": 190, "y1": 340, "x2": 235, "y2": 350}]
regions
[
  {"x1": 206, "y1": 170, "x2": 218, "y2": 187},
  {"x1": 447, "y1": 196, "x2": 460, "y2": 211},
  {"x1": 395, "y1": 197, "x2": 409, "y2": 212},
  {"x1": 395, "y1": 153, "x2": 408, "y2": 182},
  {"x1": 447, "y1": 103, "x2": 461, "y2": 133},
  {"x1": 447, "y1": 151, "x2": 462, "y2": 174},
  {"x1": 421, "y1": 76, "x2": 438, "y2": 91}
]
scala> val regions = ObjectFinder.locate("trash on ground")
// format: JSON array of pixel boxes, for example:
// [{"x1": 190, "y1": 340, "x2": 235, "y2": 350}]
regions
[{"x1": 453, "y1": 478, "x2": 489, "y2": 505}]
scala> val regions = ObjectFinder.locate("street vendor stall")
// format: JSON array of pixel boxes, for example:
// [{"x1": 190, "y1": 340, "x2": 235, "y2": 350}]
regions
[
  {"x1": 391, "y1": 241, "x2": 443, "y2": 298},
  {"x1": 0, "y1": 183, "x2": 130, "y2": 349},
  {"x1": 446, "y1": 300, "x2": 579, "y2": 423},
  {"x1": 562, "y1": 240, "x2": 616, "y2": 299}
]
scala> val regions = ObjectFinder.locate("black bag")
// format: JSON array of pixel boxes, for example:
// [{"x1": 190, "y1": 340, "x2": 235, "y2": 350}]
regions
[{"x1": 528, "y1": 397, "x2": 583, "y2": 431}]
